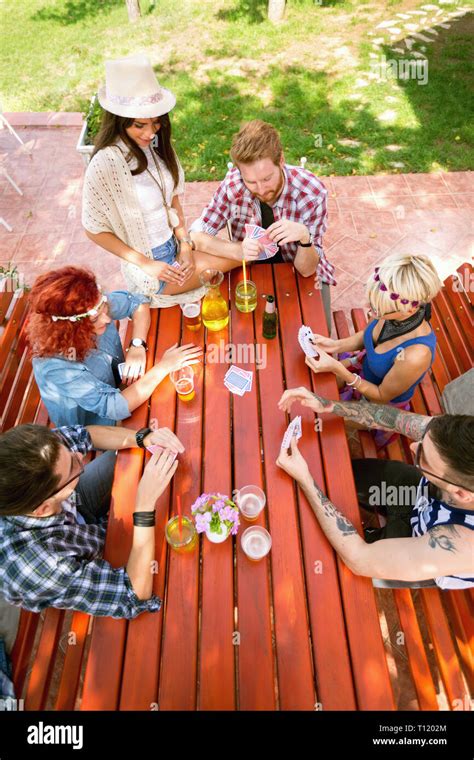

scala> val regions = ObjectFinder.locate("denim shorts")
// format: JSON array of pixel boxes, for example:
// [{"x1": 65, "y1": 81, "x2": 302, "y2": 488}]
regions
[{"x1": 151, "y1": 235, "x2": 178, "y2": 294}]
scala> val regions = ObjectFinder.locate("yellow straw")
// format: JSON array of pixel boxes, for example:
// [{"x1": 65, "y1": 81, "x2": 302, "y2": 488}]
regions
[{"x1": 242, "y1": 258, "x2": 248, "y2": 294}]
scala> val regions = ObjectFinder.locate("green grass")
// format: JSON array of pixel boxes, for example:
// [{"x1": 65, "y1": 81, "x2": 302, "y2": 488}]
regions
[{"x1": 1, "y1": 0, "x2": 473, "y2": 180}]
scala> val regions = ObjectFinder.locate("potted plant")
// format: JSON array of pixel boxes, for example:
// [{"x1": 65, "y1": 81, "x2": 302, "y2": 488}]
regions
[
  {"x1": 191, "y1": 492, "x2": 240, "y2": 543},
  {"x1": 76, "y1": 95, "x2": 104, "y2": 166}
]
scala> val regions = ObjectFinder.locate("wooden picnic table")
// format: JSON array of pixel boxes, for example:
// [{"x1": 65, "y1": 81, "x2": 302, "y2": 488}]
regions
[{"x1": 79, "y1": 263, "x2": 395, "y2": 711}]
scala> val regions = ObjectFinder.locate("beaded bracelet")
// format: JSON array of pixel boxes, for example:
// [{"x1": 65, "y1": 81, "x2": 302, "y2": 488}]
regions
[{"x1": 346, "y1": 373, "x2": 361, "y2": 388}]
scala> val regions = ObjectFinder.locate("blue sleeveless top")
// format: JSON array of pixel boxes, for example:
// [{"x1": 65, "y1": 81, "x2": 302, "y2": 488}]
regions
[
  {"x1": 411, "y1": 478, "x2": 474, "y2": 589},
  {"x1": 362, "y1": 320, "x2": 437, "y2": 403}
]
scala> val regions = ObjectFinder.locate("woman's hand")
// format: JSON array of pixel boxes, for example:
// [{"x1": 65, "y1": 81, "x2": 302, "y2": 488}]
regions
[
  {"x1": 122, "y1": 346, "x2": 146, "y2": 385},
  {"x1": 177, "y1": 243, "x2": 196, "y2": 284},
  {"x1": 141, "y1": 259, "x2": 185, "y2": 286},
  {"x1": 310, "y1": 334, "x2": 341, "y2": 354},
  {"x1": 278, "y1": 387, "x2": 334, "y2": 414},
  {"x1": 305, "y1": 346, "x2": 341, "y2": 375},
  {"x1": 157, "y1": 343, "x2": 202, "y2": 374}
]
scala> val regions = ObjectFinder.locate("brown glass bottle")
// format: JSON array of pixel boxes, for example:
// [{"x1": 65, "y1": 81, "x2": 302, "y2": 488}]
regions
[{"x1": 262, "y1": 295, "x2": 277, "y2": 339}]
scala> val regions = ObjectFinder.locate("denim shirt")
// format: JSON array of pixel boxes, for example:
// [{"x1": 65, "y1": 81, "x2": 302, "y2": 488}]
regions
[{"x1": 33, "y1": 291, "x2": 149, "y2": 427}]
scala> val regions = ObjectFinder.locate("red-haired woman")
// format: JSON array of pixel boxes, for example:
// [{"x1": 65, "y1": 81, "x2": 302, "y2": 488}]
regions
[{"x1": 28, "y1": 266, "x2": 201, "y2": 427}]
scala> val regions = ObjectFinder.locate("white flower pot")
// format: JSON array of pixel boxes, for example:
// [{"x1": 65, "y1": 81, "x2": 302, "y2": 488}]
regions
[
  {"x1": 76, "y1": 95, "x2": 96, "y2": 167},
  {"x1": 205, "y1": 523, "x2": 230, "y2": 543}
]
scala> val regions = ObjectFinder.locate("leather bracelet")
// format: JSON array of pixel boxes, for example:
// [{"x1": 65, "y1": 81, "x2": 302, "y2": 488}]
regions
[{"x1": 133, "y1": 511, "x2": 156, "y2": 527}]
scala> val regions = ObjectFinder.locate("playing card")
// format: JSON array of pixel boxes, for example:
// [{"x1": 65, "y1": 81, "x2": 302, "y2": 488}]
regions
[
  {"x1": 171, "y1": 261, "x2": 182, "y2": 270},
  {"x1": 224, "y1": 366, "x2": 253, "y2": 395},
  {"x1": 298, "y1": 325, "x2": 320, "y2": 359},
  {"x1": 146, "y1": 444, "x2": 178, "y2": 463},
  {"x1": 244, "y1": 224, "x2": 279, "y2": 260},
  {"x1": 118, "y1": 362, "x2": 126, "y2": 379},
  {"x1": 281, "y1": 416, "x2": 302, "y2": 450}
]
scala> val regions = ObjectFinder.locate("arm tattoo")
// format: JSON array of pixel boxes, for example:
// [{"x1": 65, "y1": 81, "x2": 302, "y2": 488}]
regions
[
  {"x1": 312, "y1": 480, "x2": 358, "y2": 536},
  {"x1": 316, "y1": 396, "x2": 431, "y2": 441},
  {"x1": 427, "y1": 524, "x2": 459, "y2": 553}
]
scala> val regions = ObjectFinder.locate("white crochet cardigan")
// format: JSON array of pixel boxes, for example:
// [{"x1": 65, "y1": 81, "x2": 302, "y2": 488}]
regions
[{"x1": 82, "y1": 145, "x2": 205, "y2": 307}]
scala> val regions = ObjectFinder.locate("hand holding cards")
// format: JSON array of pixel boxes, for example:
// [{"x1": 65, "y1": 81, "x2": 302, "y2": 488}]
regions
[
  {"x1": 298, "y1": 325, "x2": 320, "y2": 359},
  {"x1": 281, "y1": 416, "x2": 302, "y2": 450},
  {"x1": 224, "y1": 366, "x2": 253, "y2": 396},
  {"x1": 244, "y1": 224, "x2": 279, "y2": 260}
]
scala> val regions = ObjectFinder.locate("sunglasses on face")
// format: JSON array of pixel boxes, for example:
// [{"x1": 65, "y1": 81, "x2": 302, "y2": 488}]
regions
[
  {"x1": 414, "y1": 439, "x2": 468, "y2": 490},
  {"x1": 31, "y1": 434, "x2": 85, "y2": 511}
]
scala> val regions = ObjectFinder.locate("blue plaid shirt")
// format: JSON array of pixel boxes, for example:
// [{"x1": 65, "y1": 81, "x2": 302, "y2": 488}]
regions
[{"x1": 0, "y1": 426, "x2": 162, "y2": 619}]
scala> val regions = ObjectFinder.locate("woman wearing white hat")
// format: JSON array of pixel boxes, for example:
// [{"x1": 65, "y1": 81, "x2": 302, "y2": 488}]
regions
[{"x1": 82, "y1": 55, "x2": 237, "y2": 306}]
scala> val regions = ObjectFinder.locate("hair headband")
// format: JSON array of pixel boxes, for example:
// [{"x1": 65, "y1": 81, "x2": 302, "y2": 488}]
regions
[
  {"x1": 50, "y1": 291, "x2": 107, "y2": 322},
  {"x1": 373, "y1": 268, "x2": 419, "y2": 307}
]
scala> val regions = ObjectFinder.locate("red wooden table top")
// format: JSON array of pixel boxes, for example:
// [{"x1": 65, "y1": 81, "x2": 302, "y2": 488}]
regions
[{"x1": 79, "y1": 264, "x2": 395, "y2": 711}]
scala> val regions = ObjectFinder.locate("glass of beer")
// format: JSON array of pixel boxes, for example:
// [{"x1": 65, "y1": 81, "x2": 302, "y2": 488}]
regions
[
  {"x1": 182, "y1": 302, "x2": 202, "y2": 331},
  {"x1": 170, "y1": 366, "x2": 195, "y2": 402},
  {"x1": 241, "y1": 526, "x2": 272, "y2": 561},
  {"x1": 235, "y1": 485, "x2": 266, "y2": 521},
  {"x1": 235, "y1": 280, "x2": 257, "y2": 313},
  {"x1": 165, "y1": 515, "x2": 198, "y2": 553}
]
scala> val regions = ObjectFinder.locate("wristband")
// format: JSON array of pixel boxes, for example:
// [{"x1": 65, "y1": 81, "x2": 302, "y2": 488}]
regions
[
  {"x1": 133, "y1": 511, "x2": 156, "y2": 527},
  {"x1": 136, "y1": 427, "x2": 152, "y2": 449}
]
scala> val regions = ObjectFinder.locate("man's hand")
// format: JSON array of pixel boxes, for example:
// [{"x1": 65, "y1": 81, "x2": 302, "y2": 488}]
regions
[
  {"x1": 136, "y1": 449, "x2": 178, "y2": 510},
  {"x1": 242, "y1": 237, "x2": 262, "y2": 261},
  {"x1": 267, "y1": 219, "x2": 309, "y2": 246},
  {"x1": 144, "y1": 427, "x2": 185, "y2": 455},
  {"x1": 276, "y1": 436, "x2": 312, "y2": 486},
  {"x1": 278, "y1": 386, "x2": 334, "y2": 414}
]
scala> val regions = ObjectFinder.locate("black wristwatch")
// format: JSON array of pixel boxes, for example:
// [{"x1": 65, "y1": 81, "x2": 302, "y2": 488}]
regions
[
  {"x1": 128, "y1": 338, "x2": 148, "y2": 351},
  {"x1": 136, "y1": 427, "x2": 152, "y2": 449},
  {"x1": 298, "y1": 234, "x2": 313, "y2": 248}
]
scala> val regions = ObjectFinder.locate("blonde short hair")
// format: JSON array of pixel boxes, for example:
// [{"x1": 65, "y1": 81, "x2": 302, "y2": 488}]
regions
[
  {"x1": 366, "y1": 252, "x2": 442, "y2": 315},
  {"x1": 230, "y1": 120, "x2": 283, "y2": 166}
]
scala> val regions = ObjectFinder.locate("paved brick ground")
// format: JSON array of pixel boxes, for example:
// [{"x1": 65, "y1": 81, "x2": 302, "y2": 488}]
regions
[{"x1": 1, "y1": 116, "x2": 472, "y2": 327}]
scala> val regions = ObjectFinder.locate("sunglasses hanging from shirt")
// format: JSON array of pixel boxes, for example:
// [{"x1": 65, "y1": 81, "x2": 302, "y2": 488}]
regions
[{"x1": 147, "y1": 146, "x2": 180, "y2": 229}]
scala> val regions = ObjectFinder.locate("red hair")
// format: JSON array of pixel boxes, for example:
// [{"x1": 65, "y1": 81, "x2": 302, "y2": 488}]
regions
[{"x1": 27, "y1": 267, "x2": 101, "y2": 362}]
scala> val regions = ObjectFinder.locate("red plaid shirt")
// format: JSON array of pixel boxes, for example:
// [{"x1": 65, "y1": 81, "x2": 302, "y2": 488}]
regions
[{"x1": 190, "y1": 165, "x2": 336, "y2": 285}]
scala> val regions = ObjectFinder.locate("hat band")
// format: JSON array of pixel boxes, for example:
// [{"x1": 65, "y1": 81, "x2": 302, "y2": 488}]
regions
[{"x1": 107, "y1": 91, "x2": 164, "y2": 107}]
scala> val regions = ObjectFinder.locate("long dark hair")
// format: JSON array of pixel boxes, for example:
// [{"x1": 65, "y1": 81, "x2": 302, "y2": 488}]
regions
[{"x1": 91, "y1": 110, "x2": 180, "y2": 189}]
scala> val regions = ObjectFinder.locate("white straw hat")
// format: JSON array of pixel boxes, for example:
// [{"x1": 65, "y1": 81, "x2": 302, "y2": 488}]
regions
[{"x1": 98, "y1": 54, "x2": 176, "y2": 118}]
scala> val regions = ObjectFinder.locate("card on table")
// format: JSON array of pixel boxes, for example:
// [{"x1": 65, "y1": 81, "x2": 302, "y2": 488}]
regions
[
  {"x1": 224, "y1": 366, "x2": 253, "y2": 396},
  {"x1": 298, "y1": 325, "x2": 320, "y2": 359}
]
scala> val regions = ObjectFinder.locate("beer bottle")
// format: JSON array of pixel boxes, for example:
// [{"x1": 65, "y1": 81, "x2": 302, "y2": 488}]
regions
[{"x1": 262, "y1": 295, "x2": 277, "y2": 339}]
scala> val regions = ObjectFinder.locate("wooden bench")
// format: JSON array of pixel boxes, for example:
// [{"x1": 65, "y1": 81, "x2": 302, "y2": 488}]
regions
[
  {"x1": 331, "y1": 262, "x2": 473, "y2": 710},
  {"x1": 3, "y1": 263, "x2": 472, "y2": 711}
]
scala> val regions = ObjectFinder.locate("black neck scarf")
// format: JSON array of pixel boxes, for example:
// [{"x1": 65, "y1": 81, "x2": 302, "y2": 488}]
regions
[{"x1": 377, "y1": 304, "x2": 431, "y2": 345}]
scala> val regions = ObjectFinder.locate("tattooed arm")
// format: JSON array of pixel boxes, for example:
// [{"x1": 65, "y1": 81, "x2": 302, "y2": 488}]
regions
[
  {"x1": 278, "y1": 387, "x2": 431, "y2": 441},
  {"x1": 276, "y1": 439, "x2": 474, "y2": 581}
]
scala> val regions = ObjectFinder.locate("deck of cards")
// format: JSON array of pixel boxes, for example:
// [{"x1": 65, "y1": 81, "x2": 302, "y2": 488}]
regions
[
  {"x1": 281, "y1": 416, "x2": 302, "y2": 450},
  {"x1": 224, "y1": 365, "x2": 253, "y2": 396},
  {"x1": 244, "y1": 224, "x2": 279, "y2": 260},
  {"x1": 298, "y1": 325, "x2": 320, "y2": 359}
]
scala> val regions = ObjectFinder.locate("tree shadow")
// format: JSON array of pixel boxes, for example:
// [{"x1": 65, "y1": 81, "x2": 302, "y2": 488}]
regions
[
  {"x1": 32, "y1": 0, "x2": 122, "y2": 25},
  {"x1": 216, "y1": 0, "x2": 268, "y2": 24}
]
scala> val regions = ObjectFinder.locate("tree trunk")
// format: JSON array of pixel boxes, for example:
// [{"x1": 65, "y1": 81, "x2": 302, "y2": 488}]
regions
[
  {"x1": 268, "y1": 0, "x2": 286, "y2": 23},
  {"x1": 126, "y1": 0, "x2": 141, "y2": 23}
]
